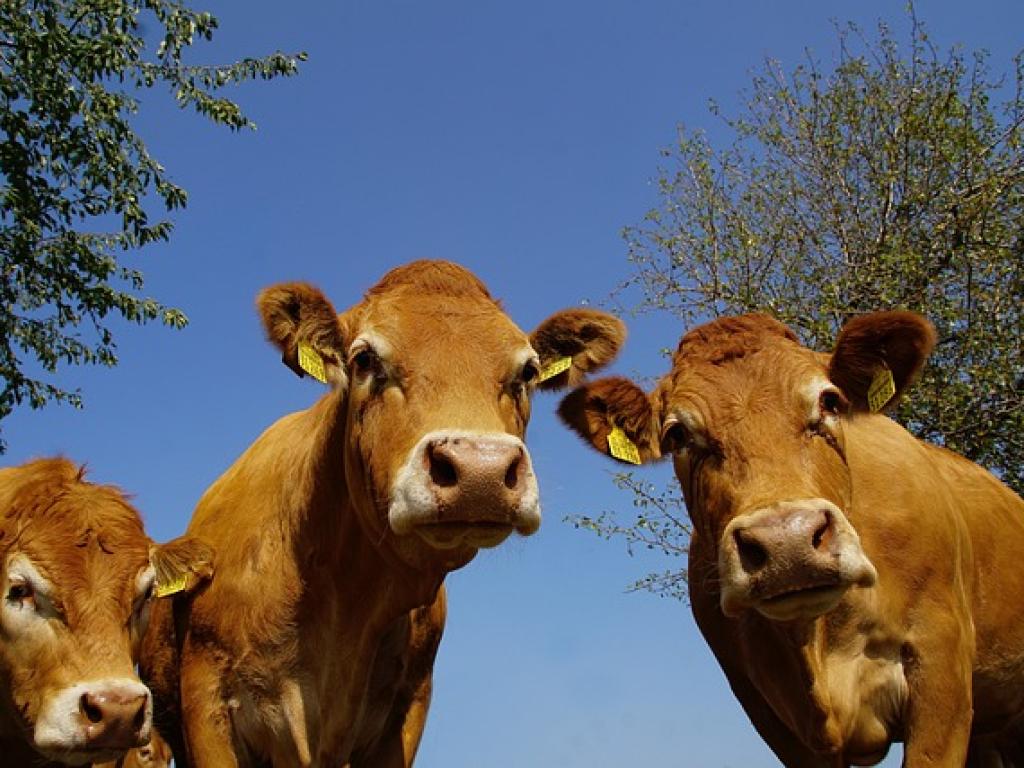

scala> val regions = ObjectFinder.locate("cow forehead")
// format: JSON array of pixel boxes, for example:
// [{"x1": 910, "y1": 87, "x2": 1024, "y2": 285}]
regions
[
  {"x1": 661, "y1": 341, "x2": 826, "y2": 426},
  {"x1": 3, "y1": 487, "x2": 149, "y2": 586},
  {"x1": 355, "y1": 292, "x2": 531, "y2": 364}
]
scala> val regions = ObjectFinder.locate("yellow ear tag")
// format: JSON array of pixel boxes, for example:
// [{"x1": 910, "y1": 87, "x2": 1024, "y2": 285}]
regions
[
  {"x1": 537, "y1": 356, "x2": 573, "y2": 382},
  {"x1": 154, "y1": 574, "x2": 189, "y2": 599},
  {"x1": 297, "y1": 342, "x2": 328, "y2": 384},
  {"x1": 867, "y1": 366, "x2": 896, "y2": 412},
  {"x1": 607, "y1": 425, "x2": 642, "y2": 465}
]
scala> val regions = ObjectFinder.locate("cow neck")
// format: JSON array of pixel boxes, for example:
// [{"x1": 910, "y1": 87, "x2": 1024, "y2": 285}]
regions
[
  {"x1": 291, "y1": 389, "x2": 444, "y2": 629},
  {"x1": 749, "y1": 613, "x2": 841, "y2": 753},
  {"x1": 692, "y1": 524, "x2": 841, "y2": 751}
]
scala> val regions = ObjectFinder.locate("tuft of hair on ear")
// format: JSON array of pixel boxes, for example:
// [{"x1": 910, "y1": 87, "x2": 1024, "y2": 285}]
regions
[
  {"x1": 149, "y1": 536, "x2": 214, "y2": 598},
  {"x1": 557, "y1": 376, "x2": 658, "y2": 462},
  {"x1": 829, "y1": 311, "x2": 937, "y2": 412},
  {"x1": 531, "y1": 309, "x2": 627, "y2": 391},
  {"x1": 256, "y1": 282, "x2": 346, "y2": 379}
]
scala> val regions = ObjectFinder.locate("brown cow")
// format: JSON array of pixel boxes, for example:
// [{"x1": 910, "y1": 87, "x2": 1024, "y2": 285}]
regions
[
  {"x1": 141, "y1": 260, "x2": 626, "y2": 767},
  {"x1": 0, "y1": 458, "x2": 210, "y2": 767},
  {"x1": 559, "y1": 311, "x2": 1024, "y2": 767}
]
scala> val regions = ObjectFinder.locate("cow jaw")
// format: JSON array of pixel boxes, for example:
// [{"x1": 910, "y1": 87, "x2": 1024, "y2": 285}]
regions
[
  {"x1": 719, "y1": 499, "x2": 878, "y2": 621},
  {"x1": 389, "y1": 430, "x2": 541, "y2": 553}
]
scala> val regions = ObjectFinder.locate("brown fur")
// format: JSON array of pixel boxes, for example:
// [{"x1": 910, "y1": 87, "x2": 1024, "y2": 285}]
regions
[
  {"x1": 141, "y1": 260, "x2": 626, "y2": 767},
  {"x1": 560, "y1": 311, "x2": 1024, "y2": 766}
]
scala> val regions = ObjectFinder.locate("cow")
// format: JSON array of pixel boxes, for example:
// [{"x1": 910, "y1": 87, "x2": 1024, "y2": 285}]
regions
[
  {"x1": 558, "y1": 311, "x2": 1024, "y2": 767},
  {"x1": 0, "y1": 458, "x2": 211, "y2": 766},
  {"x1": 140, "y1": 259, "x2": 626, "y2": 767}
]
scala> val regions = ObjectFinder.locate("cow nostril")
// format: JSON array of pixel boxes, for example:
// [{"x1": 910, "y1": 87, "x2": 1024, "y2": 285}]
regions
[
  {"x1": 504, "y1": 455, "x2": 521, "y2": 490},
  {"x1": 735, "y1": 530, "x2": 768, "y2": 573},
  {"x1": 812, "y1": 511, "x2": 833, "y2": 551},
  {"x1": 428, "y1": 446, "x2": 458, "y2": 488},
  {"x1": 80, "y1": 693, "x2": 103, "y2": 724}
]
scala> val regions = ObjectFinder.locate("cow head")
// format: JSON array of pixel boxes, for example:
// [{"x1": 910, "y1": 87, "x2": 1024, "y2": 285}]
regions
[
  {"x1": 0, "y1": 459, "x2": 211, "y2": 765},
  {"x1": 258, "y1": 260, "x2": 625, "y2": 571},
  {"x1": 559, "y1": 312, "x2": 936, "y2": 622}
]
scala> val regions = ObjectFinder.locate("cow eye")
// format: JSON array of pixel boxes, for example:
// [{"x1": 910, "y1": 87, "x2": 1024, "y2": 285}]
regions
[
  {"x1": 819, "y1": 389, "x2": 848, "y2": 417},
  {"x1": 350, "y1": 347, "x2": 386, "y2": 383},
  {"x1": 352, "y1": 348, "x2": 375, "y2": 372},
  {"x1": 6, "y1": 581, "x2": 34, "y2": 607},
  {"x1": 521, "y1": 362, "x2": 540, "y2": 385},
  {"x1": 660, "y1": 421, "x2": 690, "y2": 455}
]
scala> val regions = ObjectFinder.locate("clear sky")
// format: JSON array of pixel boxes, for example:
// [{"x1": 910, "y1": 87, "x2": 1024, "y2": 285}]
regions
[{"x1": 5, "y1": 2, "x2": 1023, "y2": 766}]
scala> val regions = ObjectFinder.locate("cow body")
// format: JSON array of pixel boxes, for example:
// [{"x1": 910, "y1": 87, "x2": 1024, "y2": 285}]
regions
[
  {"x1": 0, "y1": 458, "x2": 208, "y2": 767},
  {"x1": 560, "y1": 312, "x2": 1024, "y2": 766},
  {"x1": 142, "y1": 260, "x2": 625, "y2": 767}
]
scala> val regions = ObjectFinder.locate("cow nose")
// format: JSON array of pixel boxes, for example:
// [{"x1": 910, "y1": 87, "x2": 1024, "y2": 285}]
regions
[
  {"x1": 79, "y1": 686, "x2": 150, "y2": 750},
  {"x1": 426, "y1": 436, "x2": 528, "y2": 508},
  {"x1": 732, "y1": 507, "x2": 834, "y2": 575}
]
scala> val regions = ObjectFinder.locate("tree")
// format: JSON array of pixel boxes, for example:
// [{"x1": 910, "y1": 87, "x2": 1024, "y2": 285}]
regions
[
  {"x1": 574, "y1": 13, "x2": 1024, "y2": 599},
  {"x1": 0, "y1": 0, "x2": 304, "y2": 448}
]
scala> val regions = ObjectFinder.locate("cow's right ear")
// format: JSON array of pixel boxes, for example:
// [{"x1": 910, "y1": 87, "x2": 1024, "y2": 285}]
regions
[
  {"x1": 257, "y1": 282, "x2": 347, "y2": 388},
  {"x1": 149, "y1": 536, "x2": 214, "y2": 598},
  {"x1": 557, "y1": 376, "x2": 660, "y2": 464}
]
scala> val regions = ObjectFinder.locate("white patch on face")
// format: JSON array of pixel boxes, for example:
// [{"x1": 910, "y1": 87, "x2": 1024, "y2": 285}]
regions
[
  {"x1": 389, "y1": 430, "x2": 541, "y2": 546},
  {"x1": 34, "y1": 677, "x2": 152, "y2": 764}
]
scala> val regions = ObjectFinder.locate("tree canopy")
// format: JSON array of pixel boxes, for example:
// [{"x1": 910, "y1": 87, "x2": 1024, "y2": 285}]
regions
[
  {"x1": 0, "y1": 0, "x2": 304, "y2": 448},
  {"x1": 575, "y1": 14, "x2": 1024, "y2": 599}
]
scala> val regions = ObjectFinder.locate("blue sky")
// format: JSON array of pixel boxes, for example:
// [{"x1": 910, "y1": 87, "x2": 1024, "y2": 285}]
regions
[{"x1": 5, "y1": 2, "x2": 1023, "y2": 766}]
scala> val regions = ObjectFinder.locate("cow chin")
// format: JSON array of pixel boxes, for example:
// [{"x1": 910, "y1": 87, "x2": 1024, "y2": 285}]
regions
[
  {"x1": 387, "y1": 430, "x2": 542, "y2": 559},
  {"x1": 719, "y1": 501, "x2": 878, "y2": 621}
]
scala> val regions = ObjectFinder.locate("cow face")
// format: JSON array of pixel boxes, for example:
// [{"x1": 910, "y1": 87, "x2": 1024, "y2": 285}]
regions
[
  {"x1": 0, "y1": 459, "x2": 211, "y2": 765},
  {"x1": 258, "y1": 261, "x2": 625, "y2": 571},
  {"x1": 559, "y1": 312, "x2": 936, "y2": 622}
]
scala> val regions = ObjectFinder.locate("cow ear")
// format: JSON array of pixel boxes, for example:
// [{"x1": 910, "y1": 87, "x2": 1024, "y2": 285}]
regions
[
  {"x1": 558, "y1": 376, "x2": 660, "y2": 464},
  {"x1": 257, "y1": 282, "x2": 348, "y2": 388},
  {"x1": 149, "y1": 536, "x2": 214, "y2": 598},
  {"x1": 529, "y1": 309, "x2": 626, "y2": 391},
  {"x1": 829, "y1": 311, "x2": 937, "y2": 413}
]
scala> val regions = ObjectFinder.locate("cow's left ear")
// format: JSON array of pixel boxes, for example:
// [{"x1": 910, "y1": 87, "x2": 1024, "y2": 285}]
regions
[
  {"x1": 148, "y1": 536, "x2": 214, "y2": 598},
  {"x1": 829, "y1": 311, "x2": 936, "y2": 413},
  {"x1": 529, "y1": 309, "x2": 626, "y2": 391}
]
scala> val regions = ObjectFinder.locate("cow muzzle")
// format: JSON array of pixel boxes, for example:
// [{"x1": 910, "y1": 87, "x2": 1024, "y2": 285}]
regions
[
  {"x1": 719, "y1": 499, "x2": 877, "y2": 621},
  {"x1": 389, "y1": 431, "x2": 541, "y2": 550},
  {"x1": 34, "y1": 677, "x2": 152, "y2": 765}
]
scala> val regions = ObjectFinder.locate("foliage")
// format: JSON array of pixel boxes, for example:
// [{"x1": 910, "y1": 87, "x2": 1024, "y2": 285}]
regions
[
  {"x1": 0, "y1": 0, "x2": 305, "y2": 447},
  {"x1": 577, "y1": 13, "x2": 1024, "y2": 599},
  {"x1": 569, "y1": 473, "x2": 690, "y2": 601}
]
